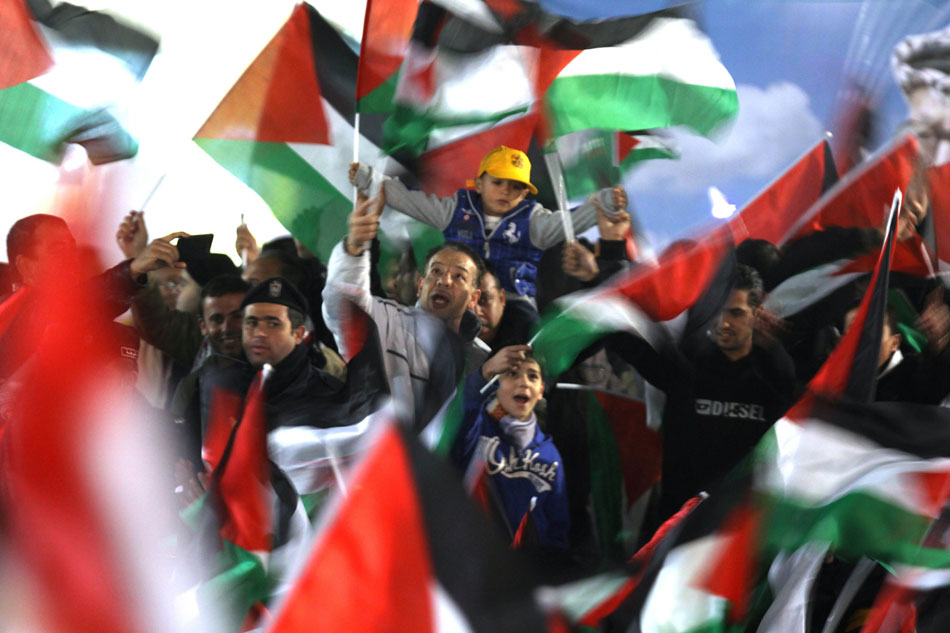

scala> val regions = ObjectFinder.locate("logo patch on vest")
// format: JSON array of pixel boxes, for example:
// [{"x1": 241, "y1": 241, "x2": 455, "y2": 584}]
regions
[{"x1": 502, "y1": 222, "x2": 521, "y2": 244}]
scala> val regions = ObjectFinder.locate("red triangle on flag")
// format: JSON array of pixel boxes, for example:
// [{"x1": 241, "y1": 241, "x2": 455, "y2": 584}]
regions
[
  {"x1": 912, "y1": 469, "x2": 950, "y2": 518},
  {"x1": 594, "y1": 392, "x2": 661, "y2": 509},
  {"x1": 418, "y1": 111, "x2": 539, "y2": 197},
  {"x1": 696, "y1": 503, "x2": 761, "y2": 623},
  {"x1": 355, "y1": 0, "x2": 417, "y2": 100},
  {"x1": 0, "y1": 0, "x2": 53, "y2": 90},
  {"x1": 217, "y1": 373, "x2": 272, "y2": 552},
  {"x1": 195, "y1": 3, "x2": 329, "y2": 144},
  {"x1": 268, "y1": 425, "x2": 435, "y2": 633},
  {"x1": 788, "y1": 135, "x2": 918, "y2": 243},
  {"x1": 202, "y1": 387, "x2": 243, "y2": 472},
  {"x1": 613, "y1": 226, "x2": 733, "y2": 322},
  {"x1": 729, "y1": 140, "x2": 834, "y2": 246},
  {"x1": 927, "y1": 163, "x2": 950, "y2": 266}
]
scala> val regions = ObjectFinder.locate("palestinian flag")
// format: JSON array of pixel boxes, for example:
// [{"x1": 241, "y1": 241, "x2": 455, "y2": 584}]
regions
[
  {"x1": 180, "y1": 368, "x2": 309, "y2": 632},
  {"x1": 355, "y1": 0, "x2": 418, "y2": 114},
  {"x1": 572, "y1": 385, "x2": 661, "y2": 557},
  {"x1": 754, "y1": 397, "x2": 950, "y2": 585},
  {"x1": 382, "y1": 2, "x2": 538, "y2": 156},
  {"x1": 195, "y1": 3, "x2": 399, "y2": 263},
  {"x1": 728, "y1": 137, "x2": 838, "y2": 247},
  {"x1": 926, "y1": 162, "x2": 950, "y2": 275},
  {"x1": 0, "y1": 0, "x2": 52, "y2": 90},
  {"x1": 784, "y1": 134, "x2": 920, "y2": 243},
  {"x1": 0, "y1": 0, "x2": 158, "y2": 164},
  {"x1": 539, "y1": 10, "x2": 738, "y2": 140},
  {"x1": 531, "y1": 224, "x2": 736, "y2": 378},
  {"x1": 268, "y1": 423, "x2": 550, "y2": 632},
  {"x1": 556, "y1": 128, "x2": 677, "y2": 200},
  {"x1": 617, "y1": 197, "x2": 903, "y2": 633},
  {"x1": 0, "y1": 277, "x2": 176, "y2": 633}
]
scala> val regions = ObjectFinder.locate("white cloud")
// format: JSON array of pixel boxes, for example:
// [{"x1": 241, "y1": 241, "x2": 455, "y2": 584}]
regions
[{"x1": 626, "y1": 82, "x2": 823, "y2": 196}]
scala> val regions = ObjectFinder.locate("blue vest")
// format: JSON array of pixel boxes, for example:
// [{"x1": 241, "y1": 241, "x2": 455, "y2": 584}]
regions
[{"x1": 442, "y1": 189, "x2": 541, "y2": 298}]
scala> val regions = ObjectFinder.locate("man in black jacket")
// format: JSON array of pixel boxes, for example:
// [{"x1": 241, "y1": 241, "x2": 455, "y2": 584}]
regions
[{"x1": 657, "y1": 265, "x2": 797, "y2": 519}]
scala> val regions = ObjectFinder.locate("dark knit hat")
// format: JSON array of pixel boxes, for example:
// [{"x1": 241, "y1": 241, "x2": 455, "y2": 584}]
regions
[{"x1": 240, "y1": 277, "x2": 309, "y2": 314}]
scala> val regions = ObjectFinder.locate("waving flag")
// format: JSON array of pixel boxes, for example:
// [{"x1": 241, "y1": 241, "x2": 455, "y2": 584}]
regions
[
  {"x1": 269, "y1": 423, "x2": 549, "y2": 633},
  {"x1": 539, "y1": 11, "x2": 738, "y2": 140},
  {"x1": 195, "y1": 3, "x2": 399, "y2": 263},
  {"x1": 0, "y1": 0, "x2": 158, "y2": 164},
  {"x1": 355, "y1": 0, "x2": 419, "y2": 114}
]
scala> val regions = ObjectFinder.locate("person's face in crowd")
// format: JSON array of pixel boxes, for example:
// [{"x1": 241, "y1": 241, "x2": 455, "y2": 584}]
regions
[
  {"x1": 151, "y1": 267, "x2": 187, "y2": 310},
  {"x1": 243, "y1": 257, "x2": 284, "y2": 286},
  {"x1": 242, "y1": 302, "x2": 305, "y2": 367},
  {"x1": 715, "y1": 289, "x2": 756, "y2": 360},
  {"x1": 201, "y1": 292, "x2": 245, "y2": 358},
  {"x1": 417, "y1": 248, "x2": 481, "y2": 331},
  {"x1": 475, "y1": 174, "x2": 529, "y2": 216},
  {"x1": 475, "y1": 272, "x2": 506, "y2": 343},
  {"x1": 16, "y1": 219, "x2": 78, "y2": 287},
  {"x1": 174, "y1": 270, "x2": 201, "y2": 313},
  {"x1": 844, "y1": 307, "x2": 901, "y2": 368},
  {"x1": 497, "y1": 358, "x2": 544, "y2": 421}
]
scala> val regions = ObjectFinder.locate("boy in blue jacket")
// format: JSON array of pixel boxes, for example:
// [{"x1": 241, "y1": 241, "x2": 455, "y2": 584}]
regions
[
  {"x1": 349, "y1": 146, "x2": 627, "y2": 304},
  {"x1": 451, "y1": 344, "x2": 569, "y2": 548}
]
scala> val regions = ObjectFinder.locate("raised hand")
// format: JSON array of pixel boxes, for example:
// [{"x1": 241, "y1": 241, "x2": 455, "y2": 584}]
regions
[
  {"x1": 481, "y1": 344, "x2": 533, "y2": 380},
  {"x1": 235, "y1": 223, "x2": 259, "y2": 264},
  {"x1": 562, "y1": 241, "x2": 599, "y2": 282},
  {"x1": 344, "y1": 191, "x2": 385, "y2": 256},
  {"x1": 130, "y1": 232, "x2": 190, "y2": 277},
  {"x1": 115, "y1": 210, "x2": 148, "y2": 259}
]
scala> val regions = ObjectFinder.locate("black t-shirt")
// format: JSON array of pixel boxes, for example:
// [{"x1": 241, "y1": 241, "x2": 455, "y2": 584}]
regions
[{"x1": 661, "y1": 338, "x2": 796, "y2": 514}]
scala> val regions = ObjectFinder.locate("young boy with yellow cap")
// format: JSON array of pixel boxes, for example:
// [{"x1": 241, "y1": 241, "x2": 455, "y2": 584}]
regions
[{"x1": 349, "y1": 146, "x2": 627, "y2": 303}]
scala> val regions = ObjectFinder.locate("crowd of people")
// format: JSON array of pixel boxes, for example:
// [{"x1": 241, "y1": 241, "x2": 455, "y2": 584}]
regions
[{"x1": 3, "y1": 143, "x2": 949, "y2": 628}]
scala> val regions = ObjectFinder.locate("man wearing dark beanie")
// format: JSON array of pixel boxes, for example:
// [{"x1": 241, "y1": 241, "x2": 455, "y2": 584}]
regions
[{"x1": 238, "y1": 277, "x2": 384, "y2": 428}]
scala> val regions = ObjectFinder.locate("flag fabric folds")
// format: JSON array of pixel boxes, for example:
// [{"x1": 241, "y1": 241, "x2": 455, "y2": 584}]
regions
[
  {"x1": 195, "y1": 3, "x2": 397, "y2": 263},
  {"x1": 268, "y1": 422, "x2": 550, "y2": 633},
  {"x1": 0, "y1": 0, "x2": 158, "y2": 164}
]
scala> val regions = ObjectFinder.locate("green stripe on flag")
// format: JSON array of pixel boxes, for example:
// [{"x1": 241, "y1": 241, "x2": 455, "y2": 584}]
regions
[
  {"x1": 0, "y1": 82, "x2": 86, "y2": 163},
  {"x1": 356, "y1": 71, "x2": 401, "y2": 115},
  {"x1": 759, "y1": 491, "x2": 950, "y2": 569},
  {"x1": 194, "y1": 138, "x2": 351, "y2": 263},
  {"x1": 383, "y1": 102, "x2": 532, "y2": 156},
  {"x1": 199, "y1": 540, "x2": 270, "y2": 628},
  {"x1": 546, "y1": 75, "x2": 738, "y2": 138},
  {"x1": 586, "y1": 391, "x2": 626, "y2": 558},
  {"x1": 532, "y1": 306, "x2": 613, "y2": 378}
]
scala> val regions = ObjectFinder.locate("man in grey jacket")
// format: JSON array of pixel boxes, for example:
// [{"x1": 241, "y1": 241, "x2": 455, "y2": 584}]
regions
[{"x1": 323, "y1": 195, "x2": 491, "y2": 428}]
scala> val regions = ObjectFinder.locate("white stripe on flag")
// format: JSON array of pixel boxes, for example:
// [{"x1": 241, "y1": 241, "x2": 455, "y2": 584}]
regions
[
  {"x1": 762, "y1": 259, "x2": 862, "y2": 319},
  {"x1": 639, "y1": 534, "x2": 729, "y2": 633},
  {"x1": 554, "y1": 18, "x2": 735, "y2": 91},
  {"x1": 761, "y1": 418, "x2": 950, "y2": 514}
]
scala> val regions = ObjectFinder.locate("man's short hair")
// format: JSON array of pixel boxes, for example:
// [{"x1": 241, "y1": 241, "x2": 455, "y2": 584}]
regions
[
  {"x1": 423, "y1": 241, "x2": 486, "y2": 287},
  {"x1": 736, "y1": 239, "x2": 780, "y2": 280},
  {"x1": 288, "y1": 307, "x2": 306, "y2": 330},
  {"x1": 733, "y1": 264, "x2": 764, "y2": 309},
  {"x1": 6, "y1": 214, "x2": 67, "y2": 279},
  {"x1": 200, "y1": 274, "x2": 250, "y2": 300},
  {"x1": 480, "y1": 260, "x2": 502, "y2": 289}
]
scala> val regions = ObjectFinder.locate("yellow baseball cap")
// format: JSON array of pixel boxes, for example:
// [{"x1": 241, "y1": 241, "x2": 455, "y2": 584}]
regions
[{"x1": 467, "y1": 145, "x2": 538, "y2": 195}]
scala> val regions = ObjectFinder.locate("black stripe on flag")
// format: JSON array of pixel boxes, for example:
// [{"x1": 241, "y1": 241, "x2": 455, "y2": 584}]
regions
[{"x1": 401, "y1": 428, "x2": 550, "y2": 632}]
